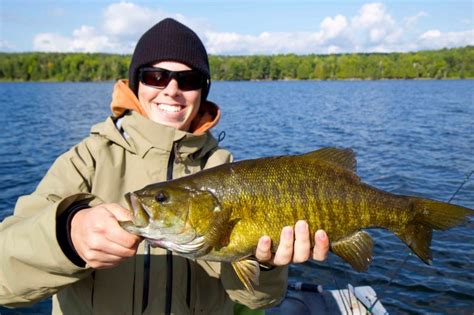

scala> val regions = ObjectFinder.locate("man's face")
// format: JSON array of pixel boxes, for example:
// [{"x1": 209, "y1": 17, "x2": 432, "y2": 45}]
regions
[{"x1": 138, "y1": 61, "x2": 202, "y2": 131}]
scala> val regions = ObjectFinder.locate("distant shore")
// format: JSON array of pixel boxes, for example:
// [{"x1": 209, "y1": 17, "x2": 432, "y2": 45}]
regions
[
  {"x1": 1, "y1": 46, "x2": 473, "y2": 81},
  {"x1": 1, "y1": 77, "x2": 472, "y2": 83}
]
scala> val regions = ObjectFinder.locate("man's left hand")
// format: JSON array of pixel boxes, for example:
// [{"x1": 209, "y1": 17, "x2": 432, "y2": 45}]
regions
[{"x1": 255, "y1": 220, "x2": 329, "y2": 265}]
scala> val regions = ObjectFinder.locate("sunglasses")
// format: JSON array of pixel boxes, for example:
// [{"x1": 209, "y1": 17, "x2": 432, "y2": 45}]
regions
[{"x1": 139, "y1": 67, "x2": 206, "y2": 91}]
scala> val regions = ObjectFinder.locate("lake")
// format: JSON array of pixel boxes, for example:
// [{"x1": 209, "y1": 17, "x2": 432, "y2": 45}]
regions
[{"x1": 0, "y1": 80, "x2": 473, "y2": 314}]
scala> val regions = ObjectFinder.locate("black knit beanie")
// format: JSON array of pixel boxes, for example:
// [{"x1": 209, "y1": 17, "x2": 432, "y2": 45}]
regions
[{"x1": 128, "y1": 18, "x2": 211, "y2": 101}]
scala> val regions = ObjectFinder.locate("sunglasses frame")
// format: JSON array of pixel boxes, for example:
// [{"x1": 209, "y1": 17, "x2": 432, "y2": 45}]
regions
[{"x1": 139, "y1": 67, "x2": 206, "y2": 91}]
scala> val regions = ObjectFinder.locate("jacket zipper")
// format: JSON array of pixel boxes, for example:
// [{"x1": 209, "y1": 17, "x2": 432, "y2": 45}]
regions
[
  {"x1": 141, "y1": 146, "x2": 175, "y2": 314},
  {"x1": 91, "y1": 271, "x2": 95, "y2": 308},
  {"x1": 142, "y1": 242, "x2": 151, "y2": 313},
  {"x1": 164, "y1": 146, "x2": 175, "y2": 315},
  {"x1": 167, "y1": 145, "x2": 196, "y2": 311}
]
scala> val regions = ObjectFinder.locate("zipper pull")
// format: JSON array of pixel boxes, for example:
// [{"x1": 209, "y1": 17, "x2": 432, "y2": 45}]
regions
[{"x1": 173, "y1": 142, "x2": 184, "y2": 164}]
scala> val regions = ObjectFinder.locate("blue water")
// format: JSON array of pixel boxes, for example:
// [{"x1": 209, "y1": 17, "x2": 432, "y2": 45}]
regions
[{"x1": 0, "y1": 80, "x2": 473, "y2": 314}]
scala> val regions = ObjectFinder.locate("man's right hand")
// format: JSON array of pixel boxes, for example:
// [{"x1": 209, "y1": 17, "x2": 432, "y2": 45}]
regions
[{"x1": 70, "y1": 204, "x2": 142, "y2": 269}]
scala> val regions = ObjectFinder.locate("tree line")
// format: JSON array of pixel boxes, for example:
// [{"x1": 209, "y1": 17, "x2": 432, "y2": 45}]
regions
[{"x1": 1, "y1": 46, "x2": 473, "y2": 82}]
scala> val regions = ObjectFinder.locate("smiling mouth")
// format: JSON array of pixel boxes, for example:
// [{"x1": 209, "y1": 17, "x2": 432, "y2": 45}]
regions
[{"x1": 158, "y1": 103, "x2": 185, "y2": 113}]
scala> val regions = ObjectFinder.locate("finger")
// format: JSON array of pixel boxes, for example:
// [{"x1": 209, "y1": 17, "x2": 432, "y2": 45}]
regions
[
  {"x1": 105, "y1": 220, "x2": 142, "y2": 249},
  {"x1": 255, "y1": 236, "x2": 272, "y2": 262},
  {"x1": 272, "y1": 226, "x2": 294, "y2": 266},
  {"x1": 104, "y1": 203, "x2": 135, "y2": 221},
  {"x1": 293, "y1": 220, "x2": 311, "y2": 263},
  {"x1": 87, "y1": 234, "x2": 138, "y2": 258},
  {"x1": 84, "y1": 250, "x2": 127, "y2": 269},
  {"x1": 313, "y1": 230, "x2": 329, "y2": 261}
]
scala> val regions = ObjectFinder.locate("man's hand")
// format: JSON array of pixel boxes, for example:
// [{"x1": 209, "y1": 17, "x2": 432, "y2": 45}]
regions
[
  {"x1": 255, "y1": 220, "x2": 329, "y2": 265},
  {"x1": 71, "y1": 203, "x2": 142, "y2": 269}
]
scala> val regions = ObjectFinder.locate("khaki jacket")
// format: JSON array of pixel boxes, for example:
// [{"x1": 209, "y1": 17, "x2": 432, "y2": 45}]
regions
[{"x1": 0, "y1": 82, "x2": 287, "y2": 314}]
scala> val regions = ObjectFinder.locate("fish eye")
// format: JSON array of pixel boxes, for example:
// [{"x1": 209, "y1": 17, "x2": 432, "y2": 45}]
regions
[{"x1": 155, "y1": 191, "x2": 168, "y2": 203}]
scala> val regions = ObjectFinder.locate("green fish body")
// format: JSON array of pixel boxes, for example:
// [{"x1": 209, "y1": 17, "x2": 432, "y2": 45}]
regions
[{"x1": 120, "y1": 148, "x2": 473, "y2": 292}]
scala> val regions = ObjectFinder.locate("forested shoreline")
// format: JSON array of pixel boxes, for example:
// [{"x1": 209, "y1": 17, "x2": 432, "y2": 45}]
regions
[{"x1": 1, "y1": 46, "x2": 473, "y2": 82}]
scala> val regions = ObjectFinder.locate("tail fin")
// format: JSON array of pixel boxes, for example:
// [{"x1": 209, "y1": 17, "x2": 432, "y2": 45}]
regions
[
  {"x1": 412, "y1": 198, "x2": 472, "y2": 230},
  {"x1": 395, "y1": 198, "x2": 473, "y2": 265}
]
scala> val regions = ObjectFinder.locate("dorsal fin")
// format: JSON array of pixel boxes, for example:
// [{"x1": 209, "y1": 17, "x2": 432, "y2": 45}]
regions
[{"x1": 301, "y1": 147, "x2": 357, "y2": 172}]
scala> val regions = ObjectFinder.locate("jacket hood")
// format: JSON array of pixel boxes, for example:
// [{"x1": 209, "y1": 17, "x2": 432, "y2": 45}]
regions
[{"x1": 110, "y1": 80, "x2": 220, "y2": 135}]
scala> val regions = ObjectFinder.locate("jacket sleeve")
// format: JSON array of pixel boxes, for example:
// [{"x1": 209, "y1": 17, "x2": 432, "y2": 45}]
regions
[
  {"x1": 203, "y1": 148, "x2": 288, "y2": 309},
  {"x1": 0, "y1": 137, "x2": 103, "y2": 307}
]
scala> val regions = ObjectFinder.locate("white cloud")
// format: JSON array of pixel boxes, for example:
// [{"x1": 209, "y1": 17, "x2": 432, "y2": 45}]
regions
[
  {"x1": 33, "y1": 33, "x2": 72, "y2": 52},
  {"x1": 33, "y1": 25, "x2": 135, "y2": 53},
  {"x1": 205, "y1": 31, "x2": 307, "y2": 55},
  {"x1": 0, "y1": 39, "x2": 16, "y2": 51},
  {"x1": 352, "y1": 3, "x2": 391, "y2": 29},
  {"x1": 349, "y1": 2, "x2": 402, "y2": 49},
  {"x1": 327, "y1": 45, "x2": 341, "y2": 54},
  {"x1": 320, "y1": 15, "x2": 348, "y2": 41},
  {"x1": 103, "y1": 2, "x2": 160, "y2": 38},
  {"x1": 29, "y1": 1, "x2": 474, "y2": 55},
  {"x1": 101, "y1": 2, "x2": 203, "y2": 40},
  {"x1": 418, "y1": 29, "x2": 474, "y2": 49},
  {"x1": 71, "y1": 26, "x2": 116, "y2": 52},
  {"x1": 31, "y1": 1, "x2": 209, "y2": 53},
  {"x1": 404, "y1": 11, "x2": 428, "y2": 28},
  {"x1": 205, "y1": 2, "x2": 407, "y2": 54}
]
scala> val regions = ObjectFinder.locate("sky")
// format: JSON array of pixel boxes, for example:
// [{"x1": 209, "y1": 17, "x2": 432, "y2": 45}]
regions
[{"x1": 1, "y1": 0, "x2": 473, "y2": 55}]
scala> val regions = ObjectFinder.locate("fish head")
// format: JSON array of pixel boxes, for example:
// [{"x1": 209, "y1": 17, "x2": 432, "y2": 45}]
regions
[{"x1": 122, "y1": 182, "x2": 221, "y2": 256}]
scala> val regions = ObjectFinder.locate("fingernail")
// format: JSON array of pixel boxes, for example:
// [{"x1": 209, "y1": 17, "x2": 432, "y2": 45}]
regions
[
  {"x1": 261, "y1": 236, "x2": 270, "y2": 245},
  {"x1": 296, "y1": 221, "x2": 308, "y2": 233},
  {"x1": 284, "y1": 226, "x2": 293, "y2": 239},
  {"x1": 316, "y1": 230, "x2": 327, "y2": 241}
]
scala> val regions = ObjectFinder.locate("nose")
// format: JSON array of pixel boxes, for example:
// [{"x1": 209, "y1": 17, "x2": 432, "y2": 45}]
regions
[{"x1": 161, "y1": 78, "x2": 180, "y2": 97}]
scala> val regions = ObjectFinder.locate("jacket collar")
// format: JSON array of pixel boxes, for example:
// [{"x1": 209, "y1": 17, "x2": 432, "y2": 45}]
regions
[
  {"x1": 122, "y1": 112, "x2": 219, "y2": 159},
  {"x1": 91, "y1": 111, "x2": 219, "y2": 160},
  {"x1": 122, "y1": 111, "x2": 186, "y2": 157}
]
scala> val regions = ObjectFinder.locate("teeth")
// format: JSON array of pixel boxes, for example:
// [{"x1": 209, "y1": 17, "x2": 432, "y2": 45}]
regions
[{"x1": 158, "y1": 104, "x2": 182, "y2": 112}]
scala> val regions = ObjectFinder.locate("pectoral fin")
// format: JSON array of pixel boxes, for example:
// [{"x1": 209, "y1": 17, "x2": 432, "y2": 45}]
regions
[
  {"x1": 231, "y1": 259, "x2": 261, "y2": 294},
  {"x1": 331, "y1": 230, "x2": 374, "y2": 272}
]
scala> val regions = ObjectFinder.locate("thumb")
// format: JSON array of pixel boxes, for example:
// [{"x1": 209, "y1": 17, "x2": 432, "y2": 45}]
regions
[{"x1": 104, "y1": 203, "x2": 135, "y2": 222}]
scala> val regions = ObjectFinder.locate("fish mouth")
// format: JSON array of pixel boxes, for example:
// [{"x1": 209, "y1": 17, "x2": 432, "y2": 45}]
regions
[
  {"x1": 125, "y1": 192, "x2": 149, "y2": 228},
  {"x1": 125, "y1": 192, "x2": 190, "y2": 235}
]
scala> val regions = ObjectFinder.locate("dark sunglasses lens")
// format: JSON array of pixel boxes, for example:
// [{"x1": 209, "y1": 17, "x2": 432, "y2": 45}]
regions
[
  {"x1": 177, "y1": 72, "x2": 204, "y2": 91},
  {"x1": 140, "y1": 69, "x2": 204, "y2": 90},
  {"x1": 141, "y1": 70, "x2": 170, "y2": 87}
]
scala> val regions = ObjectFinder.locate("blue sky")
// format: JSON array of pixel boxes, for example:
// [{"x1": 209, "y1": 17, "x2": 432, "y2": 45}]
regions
[{"x1": 1, "y1": 0, "x2": 473, "y2": 54}]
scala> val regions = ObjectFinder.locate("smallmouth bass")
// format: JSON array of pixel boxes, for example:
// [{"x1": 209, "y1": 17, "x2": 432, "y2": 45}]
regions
[{"x1": 120, "y1": 148, "x2": 473, "y2": 293}]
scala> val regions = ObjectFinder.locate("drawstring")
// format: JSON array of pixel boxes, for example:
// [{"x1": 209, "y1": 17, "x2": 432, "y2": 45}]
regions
[{"x1": 218, "y1": 131, "x2": 226, "y2": 143}]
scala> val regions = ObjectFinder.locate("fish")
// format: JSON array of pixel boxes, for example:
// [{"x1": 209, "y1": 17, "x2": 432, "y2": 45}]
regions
[{"x1": 119, "y1": 148, "x2": 473, "y2": 293}]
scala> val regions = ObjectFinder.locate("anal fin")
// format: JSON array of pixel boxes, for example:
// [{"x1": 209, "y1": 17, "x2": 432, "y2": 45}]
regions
[
  {"x1": 394, "y1": 223, "x2": 432, "y2": 264},
  {"x1": 331, "y1": 230, "x2": 374, "y2": 272},
  {"x1": 231, "y1": 259, "x2": 261, "y2": 294}
]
